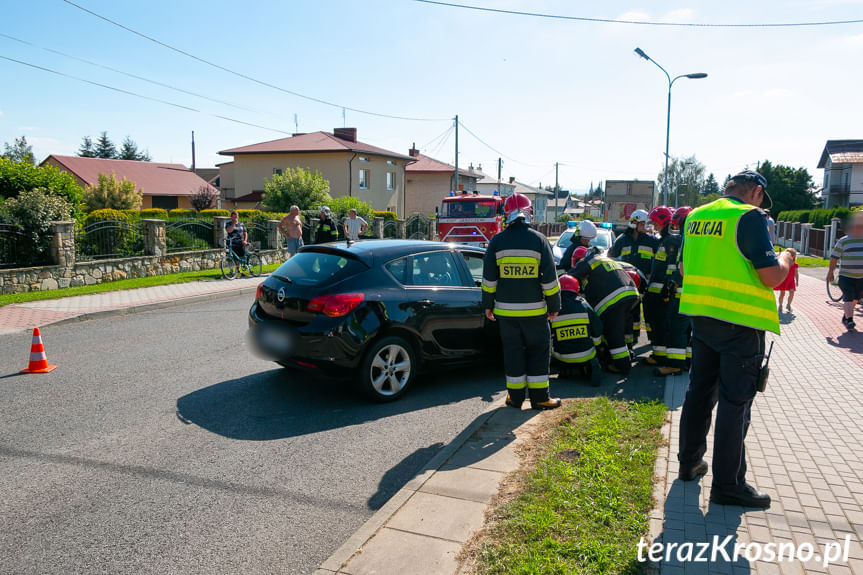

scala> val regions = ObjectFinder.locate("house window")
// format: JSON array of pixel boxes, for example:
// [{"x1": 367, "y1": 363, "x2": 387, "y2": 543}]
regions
[
  {"x1": 273, "y1": 168, "x2": 282, "y2": 176},
  {"x1": 358, "y1": 156, "x2": 369, "y2": 162},
  {"x1": 386, "y1": 160, "x2": 395, "y2": 166},
  {"x1": 152, "y1": 196, "x2": 179, "y2": 210},
  {"x1": 359, "y1": 169, "x2": 370, "y2": 189},
  {"x1": 387, "y1": 172, "x2": 395, "y2": 191}
]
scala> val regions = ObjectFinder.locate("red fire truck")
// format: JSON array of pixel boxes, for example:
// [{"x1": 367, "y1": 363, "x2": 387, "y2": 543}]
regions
[{"x1": 436, "y1": 191, "x2": 506, "y2": 245}]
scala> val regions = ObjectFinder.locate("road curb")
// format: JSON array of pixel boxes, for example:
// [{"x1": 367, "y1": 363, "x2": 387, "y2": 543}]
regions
[{"x1": 318, "y1": 397, "x2": 505, "y2": 574}]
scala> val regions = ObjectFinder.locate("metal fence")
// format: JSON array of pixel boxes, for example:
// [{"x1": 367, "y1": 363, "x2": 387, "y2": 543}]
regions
[
  {"x1": 383, "y1": 219, "x2": 398, "y2": 239},
  {"x1": 0, "y1": 223, "x2": 46, "y2": 269},
  {"x1": 245, "y1": 221, "x2": 269, "y2": 250},
  {"x1": 406, "y1": 214, "x2": 430, "y2": 240},
  {"x1": 75, "y1": 220, "x2": 145, "y2": 261},
  {"x1": 166, "y1": 219, "x2": 214, "y2": 253}
]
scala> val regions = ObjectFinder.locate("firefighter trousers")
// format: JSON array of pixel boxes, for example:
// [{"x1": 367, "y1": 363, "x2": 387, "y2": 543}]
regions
[
  {"x1": 498, "y1": 316, "x2": 552, "y2": 405},
  {"x1": 643, "y1": 292, "x2": 665, "y2": 351},
  {"x1": 662, "y1": 297, "x2": 690, "y2": 370},
  {"x1": 599, "y1": 296, "x2": 637, "y2": 374}
]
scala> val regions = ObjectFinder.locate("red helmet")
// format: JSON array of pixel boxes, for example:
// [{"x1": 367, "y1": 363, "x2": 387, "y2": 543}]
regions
[
  {"x1": 649, "y1": 206, "x2": 673, "y2": 229},
  {"x1": 559, "y1": 275, "x2": 580, "y2": 294},
  {"x1": 672, "y1": 206, "x2": 692, "y2": 229},
  {"x1": 571, "y1": 246, "x2": 590, "y2": 267},
  {"x1": 503, "y1": 193, "x2": 531, "y2": 223},
  {"x1": 625, "y1": 269, "x2": 642, "y2": 289}
]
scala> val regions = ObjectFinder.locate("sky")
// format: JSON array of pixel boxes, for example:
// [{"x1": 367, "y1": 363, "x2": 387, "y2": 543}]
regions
[{"x1": 2, "y1": 0, "x2": 862, "y2": 193}]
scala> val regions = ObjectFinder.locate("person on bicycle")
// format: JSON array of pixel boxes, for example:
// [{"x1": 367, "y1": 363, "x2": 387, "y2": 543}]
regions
[
  {"x1": 226, "y1": 210, "x2": 248, "y2": 257},
  {"x1": 828, "y1": 211, "x2": 863, "y2": 331}
]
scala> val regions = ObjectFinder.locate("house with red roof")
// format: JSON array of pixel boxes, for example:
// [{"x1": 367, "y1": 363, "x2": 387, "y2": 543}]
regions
[
  {"x1": 41, "y1": 155, "x2": 218, "y2": 211},
  {"x1": 217, "y1": 128, "x2": 415, "y2": 216},
  {"x1": 404, "y1": 145, "x2": 480, "y2": 216}
]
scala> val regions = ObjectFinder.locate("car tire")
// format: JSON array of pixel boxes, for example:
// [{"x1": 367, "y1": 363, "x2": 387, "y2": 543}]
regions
[{"x1": 359, "y1": 336, "x2": 416, "y2": 402}]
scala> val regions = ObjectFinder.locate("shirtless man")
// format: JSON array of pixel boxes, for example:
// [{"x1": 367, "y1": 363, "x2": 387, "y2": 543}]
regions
[{"x1": 278, "y1": 205, "x2": 304, "y2": 256}]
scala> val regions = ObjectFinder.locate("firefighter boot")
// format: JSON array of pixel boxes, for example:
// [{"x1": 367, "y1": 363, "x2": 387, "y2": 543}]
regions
[
  {"x1": 505, "y1": 389, "x2": 525, "y2": 409},
  {"x1": 528, "y1": 387, "x2": 561, "y2": 410},
  {"x1": 589, "y1": 358, "x2": 602, "y2": 387}
]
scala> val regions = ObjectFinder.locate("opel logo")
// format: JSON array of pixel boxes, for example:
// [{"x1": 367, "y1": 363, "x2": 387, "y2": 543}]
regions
[{"x1": 277, "y1": 287, "x2": 286, "y2": 303}]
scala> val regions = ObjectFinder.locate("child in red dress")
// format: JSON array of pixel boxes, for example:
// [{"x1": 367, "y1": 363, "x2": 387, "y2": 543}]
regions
[{"x1": 775, "y1": 248, "x2": 799, "y2": 312}]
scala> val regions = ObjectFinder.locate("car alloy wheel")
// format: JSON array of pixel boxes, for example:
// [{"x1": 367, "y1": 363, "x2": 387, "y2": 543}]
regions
[{"x1": 370, "y1": 344, "x2": 411, "y2": 396}]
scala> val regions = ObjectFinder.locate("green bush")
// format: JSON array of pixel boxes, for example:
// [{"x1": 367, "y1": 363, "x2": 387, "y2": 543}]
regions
[
  {"x1": 0, "y1": 157, "x2": 84, "y2": 208},
  {"x1": 121, "y1": 209, "x2": 141, "y2": 220},
  {"x1": 166, "y1": 228, "x2": 210, "y2": 252},
  {"x1": 199, "y1": 209, "x2": 230, "y2": 218},
  {"x1": 235, "y1": 209, "x2": 263, "y2": 220},
  {"x1": 329, "y1": 197, "x2": 374, "y2": 234},
  {"x1": 373, "y1": 210, "x2": 398, "y2": 222},
  {"x1": 79, "y1": 209, "x2": 143, "y2": 259},
  {"x1": 82, "y1": 172, "x2": 143, "y2": 211},
  {"x1": 0, "y1": 188, "x2": 73, "y2": 265},
  {"x1": 140, "y1": 208, "x2": 169, "y2": 220},
  {"x1": 777, "y1": 208, "x2": 852, "y2": 228},
  {"x1": 262, "y1": 166, "x2": 332, "y2": 211},
  {"x1": 85, "y1": 208, "x2": 133, "y2": 225},
  {"x1": 168, "y1": 208, "x2": 197, "y2": 219}
]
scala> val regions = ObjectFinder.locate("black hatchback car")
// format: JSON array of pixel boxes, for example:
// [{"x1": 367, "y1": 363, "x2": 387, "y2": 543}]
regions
[{"x1": 248, "y1": 240, "x2": 497, "y2": 401}]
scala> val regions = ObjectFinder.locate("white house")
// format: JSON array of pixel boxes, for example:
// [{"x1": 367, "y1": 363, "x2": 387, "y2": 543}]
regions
[{"x1": 818, "y1": 140, "x2": 863, "y2": 208}]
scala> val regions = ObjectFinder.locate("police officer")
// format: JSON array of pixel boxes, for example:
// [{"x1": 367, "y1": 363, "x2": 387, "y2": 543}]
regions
[
  {"x1": 677, "y1": 170, "x2": 792, "y2": 508},
  {"x1": 315, "y1": 206, "x2": 338, "y2": 243},
  {"x1": 482, "y1": 193, "x2": 562, "y2": 410},
  {"x1": 643, "y1": 206, "x2": 674, "y2": 366},
  {"x1": 608, "y1": 210, "x2": 658, "y2": 348},
  {"x1": 551, "y1": 275, "x2": 603, "y2": 387},
  {"x1": 569, "y1": 246, "x2": 639, "y2": 374},
  {"x1": 560, "y1": 220, "x2": 598, "y2": 273}
]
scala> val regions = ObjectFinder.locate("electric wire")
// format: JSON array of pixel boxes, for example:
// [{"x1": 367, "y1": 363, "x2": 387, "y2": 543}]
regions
[
  {"x1": 419, "y1": 124, "x2": 453, "y2": 151},
  {"x1": 458, "y1": 121, "x2": 546, "y2": 168}
]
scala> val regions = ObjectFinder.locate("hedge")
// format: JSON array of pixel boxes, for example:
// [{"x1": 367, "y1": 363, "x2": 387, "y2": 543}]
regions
[
  {"x1": 168, "y1": 208, "x2": 196, "y2": 219},
  {"x1": 85, "y1": 208, "x2": 134, "y2": 225},
  {"x1": 234, "y1": 209, "x2": 263, "y2": 220},
  {"x1": 777, "y1": 207, "x2": 853, "y2": 228},
  {"x1": 199, "y1": 209, "x2": 231, "y2": 218},
  {"x1": 140, "y1": 208, "x2": 169, "y2": 219},
  {"x1": 373, "y1": 210, "x2": 398, "y2": 222}
]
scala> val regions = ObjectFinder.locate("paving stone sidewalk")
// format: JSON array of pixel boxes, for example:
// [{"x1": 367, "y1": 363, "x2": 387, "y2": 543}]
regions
[
  {"x1": 651, "y1": 273, "x2": 863, "y2": 574},
  {"x1": 0, "y1": 277, "x2": 262, "y2": 335}
]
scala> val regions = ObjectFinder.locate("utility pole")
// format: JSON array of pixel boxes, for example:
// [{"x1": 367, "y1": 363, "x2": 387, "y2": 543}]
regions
[
  {"x1": 453, "y1": 115, "x2": 459, "y2": 193},
  {"x1": 191, "y1": 131, "x2": 196, "y2": 172},
  {"x1": 554, "y1": 162, "x2": 560, "y2": 222},
  {"x1": 497, "y1": 157, "x2": 502, "y2": 194}
]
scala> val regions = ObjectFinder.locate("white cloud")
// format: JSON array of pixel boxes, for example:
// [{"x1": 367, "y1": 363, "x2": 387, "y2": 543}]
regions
[
  {"x1": 845, "y1": 33, "x2": 863, "y2": 47},
  {"x1": 618, "y1": 10, "x2": 650, "y2": 22},
  {"x1": 0, "y1": 109, "x2": 4, "y2": 117},
  {"x1": 661, "y1": 8, "x2": 694, "y2": 23}
]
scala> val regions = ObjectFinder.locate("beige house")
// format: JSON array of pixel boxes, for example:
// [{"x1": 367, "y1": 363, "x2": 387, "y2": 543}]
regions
[
  {"x1": 404, "y1": 145, "x2": 479, "y2": 216},
  {"x1": 217, "y1": 128, "x2": 415, "y2": 216}
]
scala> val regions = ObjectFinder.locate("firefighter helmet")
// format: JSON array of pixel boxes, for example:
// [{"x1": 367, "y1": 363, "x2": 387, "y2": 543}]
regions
[
  {"x1": 649, "y1": 206, "x2": 673, "y2": 229},
  {"x1": 672, "y1": 206, "x2": 692, "y2": 229},
  {"x1": 503, "y1": 193, "x2": 532, "y2": 224},
  {"x1": 578, "y1": 220, "x2": 597, "y2": 239},
  {"x1": 571, "y1": 246, "x2": 590, "y2": 267},
  {"x1": 559, "y1": 274, "x2": 580, "y2": 294},
  {"x1": 629, "y1": 209, "x2": 649, "y2": 228}
]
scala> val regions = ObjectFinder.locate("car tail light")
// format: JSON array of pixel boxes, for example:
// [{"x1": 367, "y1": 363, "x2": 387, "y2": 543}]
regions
[
  {"x1": 255, "y1": 283, "x2": 264, "y2": 301},
  {"x1": 307, "y1": 293, "x2": 365, "y2": 317}
]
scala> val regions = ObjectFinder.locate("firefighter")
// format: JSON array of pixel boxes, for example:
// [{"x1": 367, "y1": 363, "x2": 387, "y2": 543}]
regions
[
  {"x1": 482, "y1": 193, "x2": 562, "y2": 410},
  {"x1": 315, "y1": 206, "x2": 339, "y2": 243},
  {"x1": 551, "y1": 275, "x2": 603, "y2": 387},
  {"x1": 653, "y1": 206, "x2": 693, "y2": 376},
  {"x1": 569, "y1": 246, "x2": 639, "y2": 374},
  {"x1": 643, "y1": 206, "x2": 675, "y2": 365},
  {"x1": 560, "y1": 220, "x2": 598, "y2": 273},
  {"x1": 608, "y1": 209, "x2": 658, "y2": 348}
]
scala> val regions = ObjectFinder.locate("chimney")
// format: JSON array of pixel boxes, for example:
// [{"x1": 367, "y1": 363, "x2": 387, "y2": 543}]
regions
[
  {"x1": 409, "y1": 143, "x2": 420, "y2": 158},
  {"x1": 333, "y1": 127, "x2": 357, "y2": 142},
  {"x1": 509, "y1": 177, "x2": 515, "y2": 184}
]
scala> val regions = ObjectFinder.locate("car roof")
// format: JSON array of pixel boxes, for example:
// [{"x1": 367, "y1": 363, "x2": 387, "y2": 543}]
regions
[{"x1": 299, "y1": 240, "x2": 483, "y2": 267}]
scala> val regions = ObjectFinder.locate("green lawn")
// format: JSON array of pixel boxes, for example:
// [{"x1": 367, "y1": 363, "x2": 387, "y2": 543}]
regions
[
  {"x1": 474, "y1": 397, "x2": 666, "y2": 575},
  {"x1": 773, "y1": 245, "x2": 829, "y2": 267},
  {"x1": 0, "y1": 264, "x2": 279, "y2": 307}
]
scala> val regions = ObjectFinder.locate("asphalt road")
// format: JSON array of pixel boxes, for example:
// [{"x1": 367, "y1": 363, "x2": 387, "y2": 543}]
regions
[{"x1": 0, "y1": 292, "x2": 662, "y2": 575}]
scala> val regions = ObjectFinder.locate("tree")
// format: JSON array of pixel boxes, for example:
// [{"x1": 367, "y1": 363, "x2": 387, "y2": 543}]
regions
[
  {"x1": 118, "y1": 136, "x2": 151, "y2": 161},
  {"x1": 189, "y1": 185, "x2": 219, "y2": 211},
  {"x1": 756, "y1": 160, "x2": 814, "y2": 216},
  {"x1": 262, "y1": 167, "x2": 332, "y2": 211},
  {"x1": 657, "y1": 155, "x2": 706, "y2": 207},
  {"x1": 703, "y1": 173, "x2": 720, "y2": 197},
  {"x1": 2, "y1": 136, "x2": 35, "y2": 164},
  {"x1": 94, "y1": 132, "x2": 117, "y2": 159},
  {"x1": 594, "y1": 182, "x2": 603, "y2": 198},
  {"x1": 0, "y1": 157, "x2": 84, "y2": 206},
  {"x1": 82, "y1": 172, "x2": 143, "y2": 211},
  {"x1": 0, "y1": 188, "x2": 73, "y2": 264},
  {"x1": 329, "y1": 196, "x2": 374, "y2": 229},
  {"x1": 78, "y1": 136, "x2": 97, "y2": 158}
]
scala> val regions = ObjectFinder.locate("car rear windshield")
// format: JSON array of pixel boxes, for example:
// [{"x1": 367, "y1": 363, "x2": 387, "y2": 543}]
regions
[
  {"x1": 272, "y1": 251, "x2": 366, "y2": 286},
  {"x1": 557, "y1": 230, "x2": 612, "y2": 251},
  {"x1": 441, "y1": 200, "x2": 500, "y2": 218}
]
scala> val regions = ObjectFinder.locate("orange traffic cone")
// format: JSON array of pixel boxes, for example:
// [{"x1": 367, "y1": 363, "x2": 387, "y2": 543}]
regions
[{"x1": 20, "y1": 327, "x2": 57, "y2": 374}]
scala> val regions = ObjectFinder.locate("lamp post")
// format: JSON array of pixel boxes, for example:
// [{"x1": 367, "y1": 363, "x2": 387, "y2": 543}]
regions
[{"x1": 634, "y1": 47, "x2": 707, "y2": 207}]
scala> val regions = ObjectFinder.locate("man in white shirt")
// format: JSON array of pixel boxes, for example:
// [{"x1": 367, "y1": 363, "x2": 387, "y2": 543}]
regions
[{"x1": 343, "y1": 208, "x2": 368, "y2": 240}]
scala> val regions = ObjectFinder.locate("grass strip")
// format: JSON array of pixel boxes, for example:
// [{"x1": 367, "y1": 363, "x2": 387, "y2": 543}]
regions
[
  {"x1": 0, "y1": 264, "x2": 279, "y2": 307},
  {"x1": 474, "y1": 397, "x2": 666, "y2": 575}
]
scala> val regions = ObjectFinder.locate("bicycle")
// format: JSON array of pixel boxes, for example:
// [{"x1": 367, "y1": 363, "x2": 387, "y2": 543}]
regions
[
  {"x1": 827, "y1": 277, "x2": 843, "y2": 302},
  {"x1": 221, "y1": 240, "x2": 262, "y2": 280}
]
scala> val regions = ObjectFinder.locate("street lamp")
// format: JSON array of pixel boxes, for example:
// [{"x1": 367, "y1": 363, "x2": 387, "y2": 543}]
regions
[{"x1": 634, "y1": 47, "x2": 707, "y2": 206}]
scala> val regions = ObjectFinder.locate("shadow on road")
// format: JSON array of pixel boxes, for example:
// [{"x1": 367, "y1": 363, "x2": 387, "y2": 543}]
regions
[{"x1": 826, "y1": 331, "x2": 863, "y2": 353}]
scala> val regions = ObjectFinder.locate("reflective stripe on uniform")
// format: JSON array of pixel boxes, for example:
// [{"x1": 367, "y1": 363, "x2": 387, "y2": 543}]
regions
[
  {"x1": 495, "y1": 249, "x2": 541, "y2": 260},
  {"x1": 653, "y1": 346, "x2": 668, "y2": 357},
  {"x1": 593, "y1": 336, "x2": 602, "y2": 346},
  {"x1": 551, "y1": 313, "x2": 589, "y2": 327},
  {"x1": 481, "y1": 278, "x2": 497, "y2": 293},
  {"x1": 506, "y1": 374, "x2": 526, "y2": 389},
  {"x1": 552, "y1": 348, "x2": 596, "y2": 363},
  {"x1": 667, "y1": 348, "x2": 687, "y2": 360},
  {"x1": 680, "y1": 293, "x2": 777, "y2": 322},
  {"x1": 620, "y1": 246, "x2": 632, "y2": 256},
  {"x1": 638, "y1": 247, "x2": 654, "y2": 259},
  {"x1": 655, "y1": 249, "x2": 667, "y2": 262},
  {"x1": 543, "y1": 280, "x2": 560, "y2": 296},
  {"x1": 686, "y1": 347, "x2": 692, "y2": 359},
  {"x1": 493, "y1": 300, "x2": 547, "y2": 317},
  {"x1": 648, "y1": 281, "x2": 664, "y2": 294},
  {"x1": 609, "y1": 346, "x2": 630, "y2": 359},
  {"x1": 527, "y1": 375, "x2": 549, "y2": 389},
  {"x1": 595, "y1": 285, "x2": 639, "y2": 315}
]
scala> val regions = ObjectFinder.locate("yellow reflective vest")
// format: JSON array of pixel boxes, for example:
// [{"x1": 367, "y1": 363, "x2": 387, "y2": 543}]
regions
[{"x1": 679, "y1": 198, "x2": 780, "y2": 334}]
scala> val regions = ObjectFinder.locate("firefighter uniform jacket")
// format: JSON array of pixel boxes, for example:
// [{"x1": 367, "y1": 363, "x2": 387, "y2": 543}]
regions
[
  {"x1": 570, "y1": 252, "x2": 639, "y2": 316},
  {"x1": 608, "y1": 229, "x2": 659, "y2": 278},
  {"x1": 648, "y1": 233, "x2": 683, "y2": 297},
  {"x1": 482, "y1": 220, "x2": 561, "y2": 317},
  {"x1": 315, "y1": 216, "x2": 338, "y2": 243},
  {"x1": 551, "y1": 292, "x2": 603, "y2": 364}
]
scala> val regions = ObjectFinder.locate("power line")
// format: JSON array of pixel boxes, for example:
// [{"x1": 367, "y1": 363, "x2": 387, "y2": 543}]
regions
[
  {"x1": 0, "y1": 54, "x2": 293, "y2": 135},
  {"x1": 61, "y1": 0, "x2": 451, "y2": 122},
  {"x1": 458, "y1": 121, "x2": 545, "y2": 168},
  {"x1": 0, "y1": 32, "x2": 261, "y2": 115},
  {"x1": 413, "y1": 0, "x2": 863, "y2": 28},
  {"x1": 420, "y1": 124, "x2": 453, "y2": 151}
]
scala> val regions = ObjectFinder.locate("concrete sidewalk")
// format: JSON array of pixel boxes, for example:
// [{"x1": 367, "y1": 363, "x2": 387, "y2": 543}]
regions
[{"x1": 0, "y1": 276, "x2": 262, "y2": 335}]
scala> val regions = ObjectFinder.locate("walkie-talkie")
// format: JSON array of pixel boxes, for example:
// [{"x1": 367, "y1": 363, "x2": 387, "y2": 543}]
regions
[{"x1": 756, "y1": 341, "x2": 774, "y2": 393}]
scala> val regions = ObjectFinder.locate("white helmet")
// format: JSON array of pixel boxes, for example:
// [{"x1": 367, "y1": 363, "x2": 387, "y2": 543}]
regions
[
  {"x1": 629, "y1": 209, "x2": 649, "y2": 228},
  {"x1": 578, "y1": 220, "x2": 597, "y2": 239}
]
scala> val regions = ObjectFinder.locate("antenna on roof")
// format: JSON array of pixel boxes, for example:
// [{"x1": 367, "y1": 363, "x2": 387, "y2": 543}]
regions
[
  {"x1": 342, "y1": 107, "x2": 346, "y2": 128},
  {"x1": 294, "y1": 113, "x2": 298, "y2": 134}
]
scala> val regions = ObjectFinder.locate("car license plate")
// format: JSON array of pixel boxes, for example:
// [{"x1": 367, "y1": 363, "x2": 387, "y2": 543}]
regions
[{"x1": 251, "y1": 325, "x2": 295, "y2": 357}]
